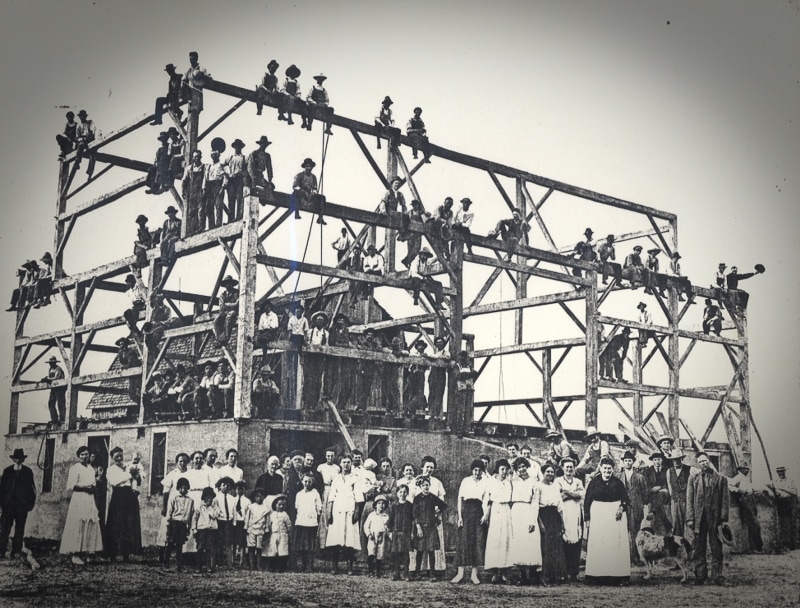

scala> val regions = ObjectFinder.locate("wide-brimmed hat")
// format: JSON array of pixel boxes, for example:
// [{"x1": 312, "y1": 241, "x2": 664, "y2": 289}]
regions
[
  {"x1": 267, "y1": 59, "x2": 279, "y2": 71},
  {"x1": 115, "y1": 337, "x2": 132, "y2": 347},
  {"x1": 633, "y1": 245, "x2": 643, "y2": 251},
  {"x1": 637, "y1": 301, "x2": 647, "y2": 309},
  {"x1": 418, "y1": 247, "x2": 433, "y2": 258},
  {"x1": 259, "y1": 365, "x2": 274, "y2": 376},
  {"x1": 647, "y1": 248, "x2": 661, "y2": 255},
  {"x1": 164, "y1": 63, "x2": 176, "y2": 72},
  {"x1": 606, "y1": 234, "x2": 615, "y2": 242},
  {"x1": 40, "y1": 252, "x2": 53, "y2": 264},
  {"x1": 672, "y1": 251, "x2": 682, "y2": 259},
  {"x1": 47, "y1": 356, "x2": 59, "y2": 364},
  {"x1": 313, "y1": 73, "x2": 327, "y2": 82},
  {"x1": 255, "y1": 135, "x2": 272, "y2": 147},
  {"x1": 382, "y1": 96, "x2": 393, "y2": 105},
  {"x1": 583, "y1": 228, "x2": 593, "y2": 237},
  {"x1": 777, "y1": 466, "x2": 787, "y2": 473},
  {"x1": 363, "y1": 327, "x2": 376, "y2": 336},
  {"x1": 460, "y1": 197, "x2": 473, "y2": 205},
  {"x1": 157, "y1": 131, "x2": 170, "y2": 142},
  {"x1": 220, "y1": 275, "x2": 239, "y2": 287},
  {"x1": 165, "y1": 205, "x2": 179, "y2": 215},
  {"x1": 585, "y1": 426, "x2": 600, "y2": 441},
  {"x1": 656, "y1": 435, "x2": 674, "y2": 446},
  {"x1": 366, "y1": 244, "x2": 377, "y2": 252},
  {"x1": 210, "y1": 137, "x2": 226, "y2": 153},
  {"x1": 413, "y1": 340, "x2": 428, "y2": 352},
  {"x1": 231, "y1": 138, "x2": 245, "y2": 149},
  {"x1": 10, "y1": 448, "x2": 27, "y2": 461},
  {"x1": 333, "y1": 313, "x2": 350, "y2": 325},
  {"x1": 755, "y1": 263, "x2": 765, "y2": 273},
  {"x1": 301, "y1": 157, "x2": 316, "y2": 169},
  {"x1": 310, "y1": 310, "x2": 330, "y2": 327},
  {"x1": 135, "y1": 214, "x2": 149, "y2": 224},
  {"x1": 373, "y1": 494, "x2": 388, "y2": 505},
  {"x1": 77, "y1": 109, "x2": 88, "y2": 118},
  {"x1": 271, "y1": 493, "x2": 288, "y2": 510},
  {"x1": 545, "y1": 429, "x2": 561, "y2": 440},
  {"x1": 718, "y1": 263, "x2": 727, "y2": 268},
  {"x1": 285, "y1": 64, "x2": 301, "y2": 79},
  {"x1": 669, "y1": 449, "x2": 685, "y2": 461},
  {"x1": 718, "y1": 522, "x2": 734, "y2": 546}
]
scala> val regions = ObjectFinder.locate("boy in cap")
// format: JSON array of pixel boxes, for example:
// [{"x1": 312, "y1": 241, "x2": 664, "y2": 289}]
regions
[
  {"x1": 255, "y1": 59, "x2": 280, "y2": 116},
  {"x1": 305, "y1": 73, "x2": 333, "y2": 134}
]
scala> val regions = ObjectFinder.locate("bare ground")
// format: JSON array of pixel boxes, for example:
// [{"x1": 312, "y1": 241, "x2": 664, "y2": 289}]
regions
[{"x1": 1, "y1": 545, "x2": 798, "y2": 608}]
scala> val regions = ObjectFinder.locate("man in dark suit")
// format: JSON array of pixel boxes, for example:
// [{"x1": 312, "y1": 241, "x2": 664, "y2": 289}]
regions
[
  {"x1": 686, "y1": 451, "x2": 729, "y2": 585},
  {"x1": 620, "y1": 451, "x2": 649, "y2": 565},
  {"x1": 643, "y1": 451, "x2": 672, "y2": 535},
  {"x1": 0, "y1": 448, "x2": 37, "y2": 558}
]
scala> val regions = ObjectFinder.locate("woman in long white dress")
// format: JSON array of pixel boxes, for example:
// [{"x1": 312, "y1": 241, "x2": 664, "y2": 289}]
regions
[
  {"x1": 509, "y1": 457, "x2": 541, "y2": 585},
  {"x1": 483, "y1": 458, "x2": 513, "y2": 584},
  {"x1": 584, "y1": 456, "x2": 631, "y2": 585},
  {"x1": 60, "y1": 446, "x2": 104, "y2": 564}
]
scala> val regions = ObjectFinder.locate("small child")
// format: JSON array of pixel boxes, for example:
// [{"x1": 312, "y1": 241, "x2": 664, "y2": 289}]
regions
[
  {"x1": 244, "y1": 488, "x2": 269, "y2": 570},
  {"x1": 231, "y1": 481, "x2": 251, "y2": 567},
  {"x1": 215, "y1": 476, "x2": 236, "y2": 567},
  {"x1": 293, "y1": 473, "x2": 323, "y2": 572},
  {"x1": 388, "y1": 483, "x2": 414, "y2": 580},
  {"x1": 412, "y1": 476, "x2": 447, "y2": 581},
  {"x1": 193, "y1": 486, "x2": 222, "y2": 573},
  {"x1": 364, "y1": 494, "x2": 390, "y2": 577},
  {"x1": 264, "y1": 494, "x2": 292, "y2": 572},
  {"x1": 164, "y1": 477, "x2": 194, "y2": 572}
]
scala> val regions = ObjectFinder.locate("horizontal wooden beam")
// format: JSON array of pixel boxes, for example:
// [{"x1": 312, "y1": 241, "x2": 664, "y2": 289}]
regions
[
  {"x1": 11, "y1": 366, "x2": 142, "y2": 393},
  {"x1": 473, "y1": 337, "x2": 584, "y2": 358},
  {"x1": 59, "y1": 177, "x2": 147, "y2": 221},
  {"x1": 259, "y1": 341, "x2": 452, "y2": 368},
  {"x1": 463, "y1": 253, "x2": 590, "y2": 286},
  {"x1": 91, "y1": 152, "x2": 151, "y2": 174}
]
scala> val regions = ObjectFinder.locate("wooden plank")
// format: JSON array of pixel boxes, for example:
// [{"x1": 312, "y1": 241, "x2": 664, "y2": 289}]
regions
[
  {"x1": 197, "y1": 99, "x2": 246, "y2": 142},
  {"x1": 699, "y1": 359, "x2": 745, "y2": 446},
  {"x1": 524, "y1": 351, "x2": 543, "y2": 374},
  {"x1": 646, "y1": 214, "x2": 673, "y2": 257},
  {"x1": 468, "y1": 266, "x2": 503, "y2": 308},
  {"x1": 473, "y1": 337, "x2": 585, "y2": 358},
  {"x1": 325, "y1": 400, "x2": 356, "y2": 452},
  {"x1": 350, "y1": 130, "x2": 390, "y2": 189},
  {"x1": 524, "y1": 403, "x2": 544, "y2": 426},
  {"x1": 464, "y1": 253, "x2": 589, "y2": 286},
  {"x1": 217, "y1": 238, "x2": 241, "y2": 276},
  {"x1": 680, "y1": 417, "x2": 705, "y2": 452},
  {"x1": 679, "y1": 338, "x2": 697, "y2": 368},
  {"x1": 91, "y1": 152, "x2": 151, "y2": 173}
]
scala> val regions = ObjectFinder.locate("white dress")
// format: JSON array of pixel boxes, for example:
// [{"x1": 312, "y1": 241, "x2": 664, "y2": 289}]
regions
[
  {"x1": 484, "y1": 475, "x2": 514, "y2": 569},
  {"x1": 510, "y1": 475, "x2": 541, "y2": 566},
  {"x1": 59, "y1": 463, "x2": 104, "y2": 554},
  {"x1": 324, "y1": 473, "x2": 363, "y2": 551},
  {"x1": 555, "y1": 476, "x2": 584, "y2": 544}
]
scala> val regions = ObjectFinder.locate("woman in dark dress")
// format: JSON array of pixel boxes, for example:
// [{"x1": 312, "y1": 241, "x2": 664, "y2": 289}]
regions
[
  {"x1": 537, "y1": 462, "x2": 567, "y2": 585},
  {"x1": 105, "y1": 447, "x2": 143, "y2": 561},
  {"x1": 584, "y1": 456, "x2": 631, "y2": 585},
  {"x1": 451, "y1": 458, "x2": 489, "y2": 585}
]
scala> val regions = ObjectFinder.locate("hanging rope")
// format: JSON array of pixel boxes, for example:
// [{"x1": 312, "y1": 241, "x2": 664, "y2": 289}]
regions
[{"x1": 36, "y1": 422, "x2": 54, "y2": 471}]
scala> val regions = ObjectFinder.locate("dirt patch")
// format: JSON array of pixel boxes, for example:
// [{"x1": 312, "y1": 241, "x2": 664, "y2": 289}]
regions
[{"x1": 0, "y1": 548, "x2": 798, "y2": 608}]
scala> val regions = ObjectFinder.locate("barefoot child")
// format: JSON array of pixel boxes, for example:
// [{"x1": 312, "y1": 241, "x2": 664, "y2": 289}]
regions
[
  {"x1": 265, "y1": 494, "x2": 292, "y2": 572},
  {"x1": 412, "y1": 476, "x2": 447, "y2": 581},
  {"x1": 293, "y1": 473, "x2": 323, "y2": 572},
  {"x1": 388, "y1": 483, "x2": 414, "y2": 580},
  {"x1": 164, "y1": 477, "x2": 194, "y2": 572},
  {"x1": 364, "y1": 494, "x2": 390, "y2": 577},
  {"x1": 193, "y1": 486, "x2": 222, "y2": 573},
  {"x1": 244, "y1": 488, "x2": 269, "y2": 570}
]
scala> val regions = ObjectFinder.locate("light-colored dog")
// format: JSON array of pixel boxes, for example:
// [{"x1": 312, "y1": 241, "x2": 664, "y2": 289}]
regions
[{"x1": 635, "y1": 519, "x2": 693, "y2": 582}]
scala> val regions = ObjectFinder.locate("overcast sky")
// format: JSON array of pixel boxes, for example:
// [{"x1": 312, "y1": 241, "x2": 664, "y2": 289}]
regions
[{"x1": 0, "y1": 0, "x2": 797, "y2": 482}]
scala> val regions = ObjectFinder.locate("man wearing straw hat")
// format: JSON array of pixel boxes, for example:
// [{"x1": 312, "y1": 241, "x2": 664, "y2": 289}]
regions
[{"x1": 41, "y1": 356, "x2": 67, "y2": 424}]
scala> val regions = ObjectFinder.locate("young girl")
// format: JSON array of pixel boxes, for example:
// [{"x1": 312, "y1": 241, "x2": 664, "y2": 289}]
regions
[
  {"x1": 231, "y1": 481, "x2": 251, "y2": 567},
  {"x1": 164, "y1": 477, "x2": 194, "y2": 572},
  {"x1": 193, "y1": 486, "x2": 222, "y2": 573},
  {"x1": 264, "y1": 494, "x2": 292, "y2": 572},
  {"x1": 293, "y1": 473, "x2": 323, "y2": 572},
  {"x1": 364, "y1": 494, "x2": 390, "y2": 577},
  {"x1": 412, "y1": 476, "x2": 447, "y2": 581},
  {"x1": 244, "y1": 488, "x2": 269, "y2": 570},
  {"x1": 388, "y1": 483, "x2": 414, "y2": 580}
]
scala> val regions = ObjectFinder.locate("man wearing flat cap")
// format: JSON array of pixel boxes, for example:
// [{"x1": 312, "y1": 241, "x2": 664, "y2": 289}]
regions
[
  {"x1": 0, "y1": 448, "x2": 37, "y2": 559},
  {"x1": 687, "y1": 452, "x2": 729, "y2": 585},
  {"x1": 152, "y1": 62, "x2": 183, "y2": 125}
]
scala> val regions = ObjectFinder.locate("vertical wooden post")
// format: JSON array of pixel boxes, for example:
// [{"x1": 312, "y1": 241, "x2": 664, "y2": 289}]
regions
[
  {"x1": 182, "y1": 111, "x2": 200, "y2": 239},
  {"x1": 446, "y1": 240, "x2": 465, "y2": 431},
  {"x1": 542, "y1": 348, "x2": 553, "y2": 425},
  {"x1": 54, "y1": 162, "x2": 70, "y2": 280},
  {"x1": 384, "y1": 149, "x2": 398, "y2": 272},
  {"x1": 633, "y1": 341, "x2": 643, "y2": 424},
  {"x1": 137, "y1": 264, "x2": 160, "y2": 425},
  {"x1": 668, "y1": 283, "x2": 680, "y2": 438},
  {"x1": 67, "y1": 282, "x2": 86, "y2": 431},
  {"x1": 735, "y1": 310, "x2": 752, "y2": 458},
  {"x1": 232, "y1": 195, "x2": 258, "y2": 418},
  {"x1": 514, "y1": 178, "x2": 527, "y2": 344},
  {"x1": 585, "y1": 281, "x2": 599, "y2": 429}
]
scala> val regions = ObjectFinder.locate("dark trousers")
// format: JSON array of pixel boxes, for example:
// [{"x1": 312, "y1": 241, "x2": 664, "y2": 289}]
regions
[
  {"x1": 564, "y1": 541, "x2": 581, "y2": 578},
  {"x1": 734, "y1": 495, "x2": 763, "y2": 551},
  {"x1": 0, "y1": 507, "x2": 28, "y2": 555},
  {"x1": 226, "y1": 175, "x2": 244, "y2": 221},
  {"x1": 48, "y1": 387, "x2": 67, "y2": 422},
  {"x1": 693, "y1": 514, "x2": 723, "y2": 582}
]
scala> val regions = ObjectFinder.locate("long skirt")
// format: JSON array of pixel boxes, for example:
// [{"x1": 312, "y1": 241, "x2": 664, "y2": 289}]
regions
[
  {"x1": 409, "y1": 520, "x2": 446, "y2": 571},
  {"x1": 325, "y1": 510, "x2": 360, "y2": 554},
  {"x1": 105, "y1": 486, "x2": 143, "y2": 558},
  {"x1": 539, "y1": 505, "x2": 567, "y2": 582},
  {"x1": 454, "y1": 499, "x2": 486, "y2": 567},
  {"x1": 60, "y1": 491, "x2": 104, "y2": 554},
  {"x1": 585, "y1": 500, "x2": 630, "y2": 583},
  {"x1": 484, "y1": 502, "x2": 513, "y2": 569},
  {"x1": 510, "y1": 501, "x2": 541, "y2": 566}
]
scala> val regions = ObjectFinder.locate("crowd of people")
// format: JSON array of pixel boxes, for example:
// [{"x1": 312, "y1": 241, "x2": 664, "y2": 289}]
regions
[{"x1": 3, "y1": 430, "x2": 794, "y2": 586}]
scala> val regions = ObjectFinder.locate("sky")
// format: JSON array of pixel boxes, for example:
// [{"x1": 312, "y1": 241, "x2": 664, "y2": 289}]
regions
[{"x1": 0, "y1": 0, "x2": 797, "y2": 483}]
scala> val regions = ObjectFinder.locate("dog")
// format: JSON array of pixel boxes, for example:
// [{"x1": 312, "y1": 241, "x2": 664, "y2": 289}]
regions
[{"x1": 635, "y1": 523, "x2": 693, "y2": 582}]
